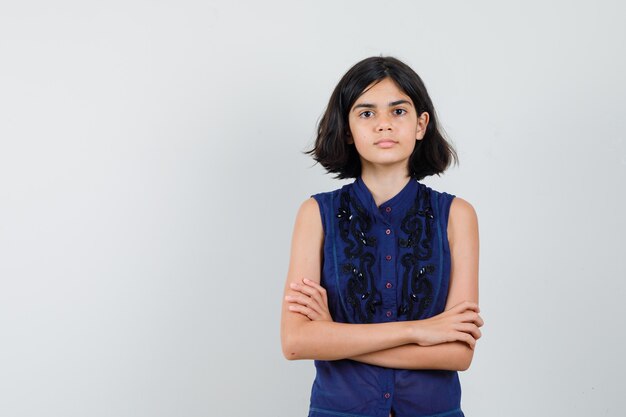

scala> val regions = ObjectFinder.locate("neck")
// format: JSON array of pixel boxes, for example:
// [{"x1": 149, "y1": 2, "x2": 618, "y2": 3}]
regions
[{"x1": 360, "y1": 164, "x2": 412, "y2": 207}]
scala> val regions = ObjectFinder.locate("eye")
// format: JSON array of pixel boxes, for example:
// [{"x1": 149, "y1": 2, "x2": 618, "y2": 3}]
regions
[
  {"x1": 359, "y1": 110, "x2": 374, "y2": 118},
  {"x1": 393, "y1": 108, "x2": 407, "y2": 116}
]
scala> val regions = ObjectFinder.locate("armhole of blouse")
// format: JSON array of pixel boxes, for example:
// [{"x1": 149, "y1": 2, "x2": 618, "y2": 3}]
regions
[
  {"x1": 441, "y1": 193, "x2": 456, "y2": 255},
  {"x1": 310, "y1": 194, "x2": 326, "y2": 235}
]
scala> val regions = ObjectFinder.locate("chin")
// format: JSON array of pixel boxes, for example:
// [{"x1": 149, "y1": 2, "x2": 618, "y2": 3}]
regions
[{"x1": 363, "y1": 158, "x2": 411, "y2": 169}]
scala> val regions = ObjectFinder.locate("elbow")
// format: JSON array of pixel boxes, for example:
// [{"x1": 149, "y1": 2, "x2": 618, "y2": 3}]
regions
[
  {"x1": 281, "y1": 319, "x2": 328, "y2": 361},
  {"x1": 456, "y1": 344, "x2": 475, "y2": 372},
  {"x1": 282, "y1": 345, "x2": 300, "y2": 361},
  {"x1": 457, "y1": 358, "x2": 472, "y2": 372},
  {"x1": 281, "y1": 333, "x2": 305, "y2": 361},
  {"x1": 281, "y1": 319, "x2": 320, "y2": 361}
]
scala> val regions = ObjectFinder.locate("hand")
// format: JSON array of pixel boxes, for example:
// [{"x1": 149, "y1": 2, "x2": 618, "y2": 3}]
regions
[
  {"x1": 414, "y1": 301, "x2": 484, "y2": 349},
  {"x1": 285, "y1": 278, "x2": 333, "y2": 322}
]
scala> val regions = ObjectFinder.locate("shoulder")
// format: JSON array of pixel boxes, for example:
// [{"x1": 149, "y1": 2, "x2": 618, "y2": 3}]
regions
[
  {"x1": 298, "y1": 197, "x2": 321, "y2": 219},
  {"x1": 303, "y1": 185, "x2": 344, "y2": 233},
  {"x1": 450, "y1": 197, "x2": 477, "y2": 219},
  {"x1": 294, "y1": 197, "x2": 324, "y2": 232},
  {"x1": 291, "y1": 198, "x2": 324, "y2": 248},
  {"x1": 448, "y1": 197, "x2": 479, "y2": 246}
]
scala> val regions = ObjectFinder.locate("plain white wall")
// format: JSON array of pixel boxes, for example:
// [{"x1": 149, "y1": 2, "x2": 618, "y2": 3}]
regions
[{"x1": 1, "y1": 1, "x2": 625, "y2": 416}]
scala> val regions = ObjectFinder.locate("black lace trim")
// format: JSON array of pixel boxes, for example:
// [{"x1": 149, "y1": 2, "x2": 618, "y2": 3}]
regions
[
  {"x1": 398, "y1": 184, "x2": 436, "y2": 320},
  {"x1": 336, "y1": 191, "x2": 380, "y2": 323}
]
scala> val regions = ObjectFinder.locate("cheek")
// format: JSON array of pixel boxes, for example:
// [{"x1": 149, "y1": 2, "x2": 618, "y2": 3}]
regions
[
  {"x1": 349, "y1": 119, "x2": 370, "y2": 135},
  {"x1": 347, "y1": 124, "x2": 365, "y2": 144},
  {"x1": 347, "y1": 127, "x2": 357, "y2": 144},
  {"x1": 350, "y1": 135, "x2": 369, "y2": 155},
  {"x1": 347, "y1": 119, "x2": 358, "y2": 134}
]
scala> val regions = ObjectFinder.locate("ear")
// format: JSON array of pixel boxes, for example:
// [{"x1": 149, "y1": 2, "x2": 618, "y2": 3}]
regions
[
  {"x1": 346, "y1": 131, "x2": 354, "y2": 145},
  {"x1": 416, "y1": 112, "x2": 430, "y2": 140}
]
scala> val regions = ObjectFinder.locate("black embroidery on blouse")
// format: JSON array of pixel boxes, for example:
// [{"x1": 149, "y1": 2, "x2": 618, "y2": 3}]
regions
[
  {"x1": 336, "y1": 191, "x2": 380, "y2": 323},
  {"x1": 398, "y1": 184, "x2": 437, "y2": 320}
]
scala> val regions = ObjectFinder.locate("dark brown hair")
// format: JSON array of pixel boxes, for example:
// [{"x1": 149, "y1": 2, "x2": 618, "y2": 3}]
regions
[{"x1": 306, "y1": 56, "x2": 458, "y2": 180}]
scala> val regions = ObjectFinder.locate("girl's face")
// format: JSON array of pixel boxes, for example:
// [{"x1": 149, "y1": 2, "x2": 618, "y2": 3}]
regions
[{"x1": 347, "y1": 77, "x2": 429, "y2": 175}]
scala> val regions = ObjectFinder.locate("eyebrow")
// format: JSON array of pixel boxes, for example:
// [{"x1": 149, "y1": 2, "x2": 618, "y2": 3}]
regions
[{"x1": 352, "y1": 99, "x2": 414, "y2": 111}]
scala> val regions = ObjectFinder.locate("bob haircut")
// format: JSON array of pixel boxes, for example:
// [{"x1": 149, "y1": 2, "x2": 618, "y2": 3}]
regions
[{"x1": 306, "y1": 56, "x2": 458, "y2": 180}]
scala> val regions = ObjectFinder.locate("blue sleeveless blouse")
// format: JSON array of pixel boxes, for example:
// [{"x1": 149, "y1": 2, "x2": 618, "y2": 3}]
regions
[{"x1": 309, "y1": 177, "x2": 464, "y2": 417}]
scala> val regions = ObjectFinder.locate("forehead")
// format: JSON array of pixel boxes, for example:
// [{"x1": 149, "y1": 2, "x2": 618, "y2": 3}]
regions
[{"x1": 353, "y1": 77, "x2": 412, "y2": 105}]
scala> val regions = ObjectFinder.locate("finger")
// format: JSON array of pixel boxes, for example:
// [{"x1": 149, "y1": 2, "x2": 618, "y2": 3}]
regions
[
  {"x1": 303, "y1": 278, "x2": 325, "y2": 292},
  {"x1": 285, "y1": 294, "x2": 312, "y2": 305},
  {"x1": 295, "y1": 281, "x2": 328, "y2": 310},
  {"x1": 294, "y1": 281, "x2": 332, "y2": 322},
  {"x1": 289, "y1": 304, "x2": 328, "y2": 322},
  {"x1": 460, "y1": 311, "x2": 482, "y2": 326},
  {"x1": 457, "y1": 323, "x2": 481, "y2": 340},
  {"x1": 288, "y1": 304, "x2": 318, "y2": 320},
  {"x1": 289, "y1": 286, "x2": 325, "y2": 312},
  {"x1": 302, "y1": 278, "x2": 329, "y2": 306},
  {"x1": 302, "y1": 278, "x2": 328, "y2": 297},
  {"x1": 472, "y1": 313, "x2": 484, "y2": 328},
  {"x1": 303, "y1": 284, "x2": 325, "y2": 307},
  {"x1": 290, "y1": 282, "x2": 320, "y2": 298},
  {"x1": 289, "y1": 283, "x2": 325, "y2": 310},
  {"x1": 285, "y1": 294, "x2": 323, "y2": 314},
  {"x1": 457, "y1": 331, "x2": 476, "y2": 349}
]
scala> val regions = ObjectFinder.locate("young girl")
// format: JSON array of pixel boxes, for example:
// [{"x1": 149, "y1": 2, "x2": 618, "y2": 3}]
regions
[{"x1": 280, "y1": 56, "x2": 483, "y2": 417}]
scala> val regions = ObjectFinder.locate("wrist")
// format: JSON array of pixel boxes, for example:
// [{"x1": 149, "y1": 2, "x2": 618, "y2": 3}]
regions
[{"x1": 408, "y1": 318, "x2": 426, "y2": 344}]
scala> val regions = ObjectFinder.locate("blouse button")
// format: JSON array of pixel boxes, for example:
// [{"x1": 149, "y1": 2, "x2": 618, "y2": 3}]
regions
[
  {"x1": 385, "y1": 282, "x2": 392, "y2": 289},
  {"x1": 384, "y1": 392, "x2": 391, "y2": 399},
  {"x1": 385, "y1": 229, "x2": 391, "y2": 235},
  {"x1": 386, "y1": 310, "x2": 392, "y2": 317},
  {"x1": 385, "y1": 255, "x2": 392, "y2": 261},
  {"x1": 385, "y1": 207, "x2": 392, "y2": 213}
]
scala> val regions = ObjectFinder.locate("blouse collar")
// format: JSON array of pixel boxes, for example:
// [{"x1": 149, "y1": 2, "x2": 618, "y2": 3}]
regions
[{"x1": 353, "y1": 176, "x2": 419, "y2": 220}]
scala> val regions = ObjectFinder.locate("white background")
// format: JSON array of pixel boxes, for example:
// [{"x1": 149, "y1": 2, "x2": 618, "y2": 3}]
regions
[{"x1": 1, "y1": 1, "x2": 625, "y2": 416}]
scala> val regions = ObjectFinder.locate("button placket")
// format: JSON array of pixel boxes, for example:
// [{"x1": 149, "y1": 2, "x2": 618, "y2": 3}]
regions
[{"x1": 380, "y1": 207, "x2": 397, "y2": 321}]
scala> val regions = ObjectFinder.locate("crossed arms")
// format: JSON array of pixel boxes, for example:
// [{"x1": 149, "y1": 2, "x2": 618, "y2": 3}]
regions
[{"x1": 280, "y1": 197, "x2": 483, "y2": 371}]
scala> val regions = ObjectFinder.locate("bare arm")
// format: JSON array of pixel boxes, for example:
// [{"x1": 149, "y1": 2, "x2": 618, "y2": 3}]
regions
[
  {"x1": 349, "y1": 197, "x2": 482, "y2": 371},
  {"x1": 350, "y1": 342, "x2": 473, "y2": 371},
  {"x1": 280, "y1": 198, "x2": 481, "y2": 361}
]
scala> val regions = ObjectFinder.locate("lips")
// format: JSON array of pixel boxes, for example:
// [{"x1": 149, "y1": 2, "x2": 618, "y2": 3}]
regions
[{"x1": 375, "y1": 139, "x2": 397, "y2": 148}]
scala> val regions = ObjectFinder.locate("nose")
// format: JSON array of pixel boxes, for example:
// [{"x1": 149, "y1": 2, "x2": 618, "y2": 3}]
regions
[{"x1": 376, "y1": 114, "x2": 392, "y2": 131}]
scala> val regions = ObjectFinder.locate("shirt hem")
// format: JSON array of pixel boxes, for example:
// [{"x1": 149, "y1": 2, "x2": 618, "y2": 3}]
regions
[{"x1": 309, "y1": 406, "x2": 463, "y2": 417}]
